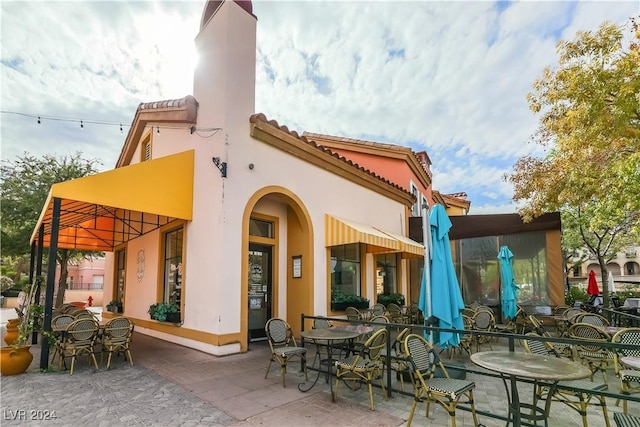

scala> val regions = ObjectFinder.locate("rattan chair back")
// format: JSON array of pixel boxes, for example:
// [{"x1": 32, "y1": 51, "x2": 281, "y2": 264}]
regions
[{"x1": 345, "y1": 306, "x2": 363, "y2": 321}]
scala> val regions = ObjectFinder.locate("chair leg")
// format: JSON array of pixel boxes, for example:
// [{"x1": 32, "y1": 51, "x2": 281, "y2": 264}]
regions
[
  {"x1": 406, "y1": 399, "x2": 418, "y2": 427},
  {"x1": 89, "y1": 351, "x2": 99, "y2": 371},
  {"x1": 264, "y1": 357, "x2": 273, "y2": 379},
  {"x1": 469, "y1": 390, "x2": 479, "y2": 427},
  {"x1": 69, "y1": 354, "x2": 76, "y2": 376},
  {"x1": 598, "y1": 395, "x2": 611, "y2": 427},
  {"x1": 281, "y1": 362, "x2": 287, "y2": 387},
  {"x1": 367, "y1": 381, "x2": 375, "y2": 410}
]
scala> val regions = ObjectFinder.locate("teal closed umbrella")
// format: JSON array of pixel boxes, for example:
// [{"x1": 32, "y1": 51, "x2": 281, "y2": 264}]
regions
[
  {"x1": 498, "y1": 245, "x2": 519, "y2": 320},
  {"x1": 420, "y1": 204, "x2": 465, "y2": 349}
]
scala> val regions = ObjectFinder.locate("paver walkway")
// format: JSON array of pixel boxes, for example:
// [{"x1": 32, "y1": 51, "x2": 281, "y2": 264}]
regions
[{"x1": 1, "y1": 332, "x2": 638, "y2": 426}]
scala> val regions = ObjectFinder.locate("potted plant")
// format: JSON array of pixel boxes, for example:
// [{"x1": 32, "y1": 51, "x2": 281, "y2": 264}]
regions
[
  {"x1": 331, "y1": 289, "x2": 370, "y2": 311},
  {"x1": 106, "y1": 300, "x2": 123, "y2": 313},
  {"x1": 377, "y1": 293, "x2": 405, "y2": 307},
  {"x1": 148, "y1": 302, "x2": 181, "y2": 323},
  {"x1": 1, "y1": 279, "x2": 39, "y2": 375}
]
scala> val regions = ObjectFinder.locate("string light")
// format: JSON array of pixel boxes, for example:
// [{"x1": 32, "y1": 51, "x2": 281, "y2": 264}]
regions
[{"x1": 0, "y1": 110, "x2": 222, "y2": 135}]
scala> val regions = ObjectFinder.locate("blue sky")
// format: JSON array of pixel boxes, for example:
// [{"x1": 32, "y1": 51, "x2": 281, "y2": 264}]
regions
[{"x1": 1, "y1": 1, "x2": 637, "y2": 214}]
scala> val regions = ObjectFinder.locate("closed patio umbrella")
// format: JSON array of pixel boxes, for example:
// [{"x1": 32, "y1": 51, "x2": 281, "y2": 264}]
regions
[
  {"x1": 498, "y1": 245, "x2": 519, "y2": 320},
  {"x1": 608, "y1": 271, "x2": 617, "y2": 293},
  {"x1": 420, "y1": 204, "x2": 465, "y2": 349},
  {"x1": 587, "y1": 270, "x2": 600, "y2": 296}
]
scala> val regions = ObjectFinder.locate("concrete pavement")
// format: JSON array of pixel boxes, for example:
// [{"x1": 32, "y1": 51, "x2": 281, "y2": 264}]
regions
[{"x1": 1, "y1": 331, "x2": 638, "y2": 426}]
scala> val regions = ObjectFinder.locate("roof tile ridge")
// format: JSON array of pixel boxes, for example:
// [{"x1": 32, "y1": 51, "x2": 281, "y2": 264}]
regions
[{"x1": 251, "y1": 114, "x2": 412, "y2": 197}]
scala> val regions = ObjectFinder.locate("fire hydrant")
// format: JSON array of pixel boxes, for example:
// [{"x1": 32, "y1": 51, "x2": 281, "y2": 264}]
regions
[{"x1": 88, "y1": 295, "x2": 93, "y2": 307}]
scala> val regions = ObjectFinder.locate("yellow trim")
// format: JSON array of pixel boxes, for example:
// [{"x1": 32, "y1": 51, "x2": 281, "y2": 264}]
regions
[
  {"x1": 30, "y1": 150, "x2": 195, "y2": 249},
  {"x1": 124, "y1": 316, "x2": 244, "y2": 346}
]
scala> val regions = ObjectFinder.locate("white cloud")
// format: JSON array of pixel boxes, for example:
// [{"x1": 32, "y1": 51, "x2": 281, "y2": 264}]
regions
[{"x1": 2, "y1": 0, "x2": 637, "y2": 213}]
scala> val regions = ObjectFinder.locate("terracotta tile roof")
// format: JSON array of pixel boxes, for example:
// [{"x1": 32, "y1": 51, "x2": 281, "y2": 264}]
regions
[
  {"x1": 303, "y1": 132, "x2": 432, "y2": 178},
  {"x1": 250, "y1": 114, "x2": 413, "y2": 197},
  {"x1": 304, "y1": 132, "x2": 409, "y2": 153},
  {"x1": 138, "y1": 95, "x2": 199, "y2": 111},
  {"x1": 443, "y1": 192, "x2": 468, "y2": 199}
]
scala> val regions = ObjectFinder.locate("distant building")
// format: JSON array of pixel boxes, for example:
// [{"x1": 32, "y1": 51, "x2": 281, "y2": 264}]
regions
[{"x1": 569, "y1": 245, "x2": 640, "y2": 288}]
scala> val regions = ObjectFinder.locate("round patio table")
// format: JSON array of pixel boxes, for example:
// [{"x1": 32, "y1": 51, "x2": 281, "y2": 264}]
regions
[
  {"x1": 621, "y1": 356, "x2": 640, "y2": 370},
  {"x1": 298, "y1": 328, "x2": 361, "y2": 400},
  {"x1": 471, "y1": 351, "x2": 591, "y2": 427}
]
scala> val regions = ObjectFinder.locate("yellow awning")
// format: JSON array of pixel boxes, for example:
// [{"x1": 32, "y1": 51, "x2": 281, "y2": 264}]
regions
[
  {"x1": 326, "y1": 215, "x2": 399, "y2": 253},
  {"x1": 30, "y1": 150, "x2": 194, "y2": 251},
  {"x1": 375, "y1": 229, "x2": 425, "y2": 258},
  {"x1": 325, "y1": 214, "x2": 424, "y2": 258}
]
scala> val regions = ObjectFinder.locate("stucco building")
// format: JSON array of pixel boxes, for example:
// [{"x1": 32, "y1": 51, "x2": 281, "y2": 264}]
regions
[{"x1": 31, "y1": 0, "x2": 447, "y2": 355}]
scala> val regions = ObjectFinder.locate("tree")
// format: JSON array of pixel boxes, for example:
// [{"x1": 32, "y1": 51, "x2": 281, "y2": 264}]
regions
[
  {"x1": 505, "y1": 19, "x2": 640, "y2": 307},
  {"x1": 0, "y1": 152, "x2": 102, "y2": 306}
]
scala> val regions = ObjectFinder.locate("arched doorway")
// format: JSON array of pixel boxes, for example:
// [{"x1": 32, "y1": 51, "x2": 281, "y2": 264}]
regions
[{"x1": 241, "y1": 186, "x2": 313, "y2": 349}]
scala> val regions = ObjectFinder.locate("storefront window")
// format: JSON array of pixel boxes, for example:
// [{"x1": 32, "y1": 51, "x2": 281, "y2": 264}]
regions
[
  {"x1": 163, "y1": 227, "x2": 183, "y2": 306},
  {"x1": 249, "y1": 218, "x2": 274, "y2": 238},
  {"x1": 454, "y1": 231, "x2": 549, "y2": 308},
  {"x1": 330, "y1": 244, "x2": 361, "y2": 298},
  {"x1": 115, "y1": 249, "x2": 126, "y2": 308},
  {"x1": 375, "y1": 253, "x2": 398, "y2": 295}
]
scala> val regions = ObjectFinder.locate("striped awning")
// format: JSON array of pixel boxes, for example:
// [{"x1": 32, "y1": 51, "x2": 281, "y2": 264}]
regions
[
  {"x1": 325, "y1": 215, "x2": 424, "y2": 258},
  {"x1": 376, "y1": 229, "x2": 425, "y2": 258}
]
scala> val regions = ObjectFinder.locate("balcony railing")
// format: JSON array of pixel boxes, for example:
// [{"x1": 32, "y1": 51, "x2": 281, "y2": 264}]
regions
[{"x1": 67, "y1": 282, "x2": 103, "y2": 290}]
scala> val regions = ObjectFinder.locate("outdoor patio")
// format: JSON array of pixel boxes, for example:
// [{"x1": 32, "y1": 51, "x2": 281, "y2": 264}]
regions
[{"x1": 2, "y1": 325, "x2": 638, "y2": 426}]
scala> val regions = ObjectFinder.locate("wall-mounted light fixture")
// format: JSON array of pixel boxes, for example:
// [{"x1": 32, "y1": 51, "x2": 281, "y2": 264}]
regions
[{"x1": 212, "y1": 157, "x2": 227, "y2": 178}]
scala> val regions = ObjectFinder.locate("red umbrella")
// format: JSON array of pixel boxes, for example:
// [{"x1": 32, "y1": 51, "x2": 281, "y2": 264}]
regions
[{"x1": 587, "y1": 270, "x2": 600, "y2": 296}]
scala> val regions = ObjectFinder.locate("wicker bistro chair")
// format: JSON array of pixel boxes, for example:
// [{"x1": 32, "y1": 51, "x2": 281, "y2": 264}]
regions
[
  {"x1": 456, "y1": 315, "x2": 474, "y2": 356},
  {"x1": 575, "y1": 313, "x2": 610, "y2": 327},
  {"x1": 73, "y1": 309, "x2": 99, "y2": 321},
  {"x1": 334, "y1": 328, "x2": 388, "y2": 411},
  {"x1": 264, "y1": 318, "x2": 308, "y2": 387},
  {"x1": 58, "y1": 318, "x2": 100, "y2": 375},
  {"x1": 611, "y1": 327, "x2": 640, "y2": 414},
  {"x1": 406, "y1": 302, "x2": 423, "y2": 324},
  {"x1": 528, "y1": 315, "x2": 573, "y2": 358},
  {"x1": 50, "y1": 314, "x2": 75, "y2": 365},
  {"x1": 101, "y1": 317, "x2": 134, "y2": 369},
  {"x1": 370, "y1": 303, "x2": 386, "y2": 318},
  {"x1": 404, "y1": 333, "x2": 479, "y2": 427},
  {"x1": 568, "y1": 322, "x2": 614, "y2": 384},
  {"x1": 382, "y1": 327, "x2": 412, "y2": 392},
  {"x1": 345, "y1": 306, "x2": 364, "y2": 322},
  {"x1": 522, "y1": 333, "x2": 611, "y2": 427},
  {"x1": 386, "y1": 303, "x2": 407, "y2": 324},
  {"x1": 310, "y1": 317, "x2": 333, "y2": 367},
  {"x1": 470, "y1": 309, "x2": 495, "y2": 352},
  {"x1": 614, "y1": 413, "x2": 640, "y2": 427}
]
